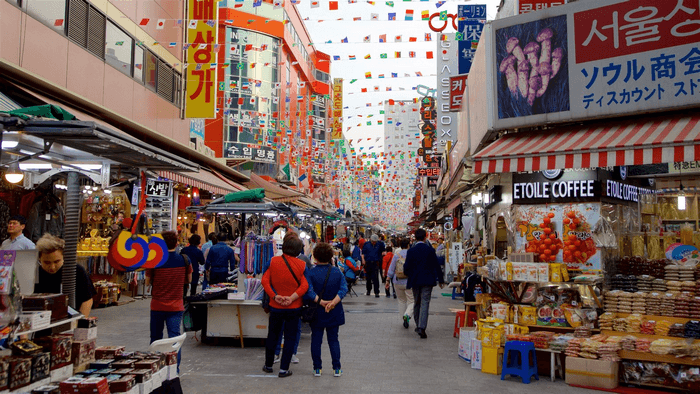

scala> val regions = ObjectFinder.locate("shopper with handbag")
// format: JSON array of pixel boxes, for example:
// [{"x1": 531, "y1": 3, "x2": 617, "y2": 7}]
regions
[
  {"x1": 304, "y1": 242, "x2": 348, "y2": 378},
  {"x1": 261, "y1": 235, "x2": 309, "y2": 378}
]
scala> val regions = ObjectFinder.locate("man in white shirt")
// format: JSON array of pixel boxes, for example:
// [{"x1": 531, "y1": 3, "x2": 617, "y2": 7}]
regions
[{"x1": 0, "y1": 215, "x2": 36, "y2": 251}]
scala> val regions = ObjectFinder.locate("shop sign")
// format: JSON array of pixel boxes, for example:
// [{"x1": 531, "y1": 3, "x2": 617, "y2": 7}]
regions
[
  {"x1": 419, "y1": 97, "x2": 438, "y2": 164},
  {"x1": 513, "y1": 170, "x2": 599, "y2": 203},
  {"x1": 332, "y1": 78, "x2": 343, "y2": 140},
  {"x1": 224, "y1": 142, "x2": 277, "y2": 164},
  {"x1": 449, "y1": 75, "x2": 468, "y2": 112},
  {"x1": 487, "y1": 185, "x2": 502, "y2": 208},
  {"x1": 669, "y1": 161, "x2": 700, "y2": 175},
  {"x1": 418, "y1": 167, "x2": 441, "y2": 177},
  {"x1": 436, "y1": 33, "x2": 458, "y2": 153},
  {"x1": 185, "y1": 0, "x2": 218, "y2": 119},
  {"x1": 517, "y1": 0, "x2": 566, "y2": 15},
  {"x1": 428, "y1": 177, "x2": 438, "y2": 187},
  {"x1": 491, "y1": 0, "x2": 700, "y2": 132},
  {"x1": 457, "y1": 5, "x2": 486, "y2": 75},
  {"x1": 604, "y1": 180, "x2": 654, "y2": 203},
  {"x1": 146, "y1": 179, "x2": 171, "y2": 198}
]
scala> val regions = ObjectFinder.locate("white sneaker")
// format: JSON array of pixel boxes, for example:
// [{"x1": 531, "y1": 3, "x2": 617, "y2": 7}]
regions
[
  {"x1": 291, "y1": 354, "x2": 300, "y2": 364},
  {"x1": 273, "y1": 355, "x2": 280, "y2": 364}
]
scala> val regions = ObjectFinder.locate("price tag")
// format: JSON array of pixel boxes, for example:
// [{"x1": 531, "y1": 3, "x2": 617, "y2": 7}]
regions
[{"x1": 45, "y1": 214, "x2": 51, "y2": 221}]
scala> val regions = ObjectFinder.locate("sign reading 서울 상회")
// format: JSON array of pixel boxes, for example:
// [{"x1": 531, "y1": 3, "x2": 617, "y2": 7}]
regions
[
  {"x1": 491, "y1": 0, "x2": 700, "y2": 132},
  {"x1": 185, "y1": 0, "x2": 218, "y2": 119}
]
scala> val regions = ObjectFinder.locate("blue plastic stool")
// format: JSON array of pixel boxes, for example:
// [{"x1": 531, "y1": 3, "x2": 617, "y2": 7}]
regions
[
  {"x1": 451, "y1": 287, "x2": 463, "y2": 300},
  {"x1": 501, "y1": 341, "x2": 539, "y2": 384}
]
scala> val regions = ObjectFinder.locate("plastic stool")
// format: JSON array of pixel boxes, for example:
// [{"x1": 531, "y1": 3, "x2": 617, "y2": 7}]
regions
[
  {"x1": 451, "y1": 287, "x2": 464, "y2": 300},
  {"x1": 501, "y1": 341, "x2": 539, "y2": 384},
  {"x1": 466, "y1": 311, "x2": 477, "y2": 327},
  {"x1": 453, "y1": 311, "x2": 466, "y2": 337}
]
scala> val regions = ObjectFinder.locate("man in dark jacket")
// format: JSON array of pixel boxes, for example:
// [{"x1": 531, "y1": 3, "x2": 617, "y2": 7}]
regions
[{"x1": 404, "y1": 228, "x2": 445, "y2": 338}]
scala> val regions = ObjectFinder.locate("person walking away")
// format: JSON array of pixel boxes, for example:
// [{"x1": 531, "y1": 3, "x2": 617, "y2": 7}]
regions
[
  {"x1": 435, "y1": 236, "x2": 446, "y2": 282},
  {"x1": 261, "y1": 236, "x2": 308, "y2": 378},
  {"x1": 382, "y1": 246, "x2": 395, "y2": 298},
  {"x1": 181, "y1": 235, "x2": 205, "y2": 297},
  {"x1": 145, "y1": 231, "x2": 192, "y2": 370},
  {"x1": 35, "y1": 234, "x2": 95, "y2": 316},
  {"x1": 204, "y1": 234, "x2": 235, "y2": 285},
  {"x1": 361, "y1": 234, "x2": 385, "y2": 297},
  {"x1": 304, "y1": 243, "x2": 347, "y2": 377},
  {"x1": 0, "y1": 215, "x2": 35, "y2": 250},
  {"x1": 386, "y1": 238, "x2": 414, "y2": 328},
  {"x1": 404, "y1": 229, "x2": 445, "y2": 338}
]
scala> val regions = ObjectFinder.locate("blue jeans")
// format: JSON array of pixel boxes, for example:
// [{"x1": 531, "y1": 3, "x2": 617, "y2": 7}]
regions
[
  {"x1": 150, "y1": 310, "x2": 184, "y2": 370},
  {"x1": 311, "y1": 325, "x2": 341, "y2": 371},
  {"x1": 265, "y1": 308, "x2": 301, "y2": 371},
  {"x1": 412, "y1": 286, "x2": 433, "y2": 330},
  {"x1": 275, "y1": 320, "x2": 301, "y2": 356}
]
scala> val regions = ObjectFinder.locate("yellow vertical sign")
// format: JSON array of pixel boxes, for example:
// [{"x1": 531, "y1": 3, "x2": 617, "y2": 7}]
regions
[
  {"x1": 185, "y1": 0, "x2": 217, "y2": 119},
  {"x1": 331, "y1": 78, "x2": 343, "y2": 140}
]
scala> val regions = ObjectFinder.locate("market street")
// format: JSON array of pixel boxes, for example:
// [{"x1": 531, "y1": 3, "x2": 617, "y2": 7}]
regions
[{"x1": 93, "y1": 293, "x2": 592, "y2": 394}]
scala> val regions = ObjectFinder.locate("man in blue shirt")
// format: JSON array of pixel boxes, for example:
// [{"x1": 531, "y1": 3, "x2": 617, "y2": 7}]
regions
[
  {"x1": 181, "y1": 234, "x2": 205, "y2": 296},
  {"x1": 204, "y1": 234, "x2": 236, "y2": 285},
  {"x1": 361, "y1": 234, "x2": 385, "y2": 297},
  {"x1": 0, "y1": 215, "x2": 35, "y2": 251},
  {"x1": 404, "y1": 228, "x2": 445, "y2": 339}
]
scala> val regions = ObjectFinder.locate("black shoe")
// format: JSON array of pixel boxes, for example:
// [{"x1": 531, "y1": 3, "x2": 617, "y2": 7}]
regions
[
  {"x1": 375, "y1": 295, "x2": 380, "y2": 298},
  {"x1": 403, "y1": 315, "x2": 409, "y2": 329},
  {"x1": 414, "y1": 327, "x2": 420, "y2": 333},
  {"x1": 263, "y1": 365, "x2": 274, "y2": 373},
  {"x1": 417, "y1": 329, "x2": 427, "y2": 339},
  {"x1": 278, "y1": 370, "x2": 293, "y2": 378},
  {"x1": 393, "y1": 294, "x2": 397, "y2": 299},
  {"x1": 366, "y1": 292, "x2": 371, "y2": 296}
]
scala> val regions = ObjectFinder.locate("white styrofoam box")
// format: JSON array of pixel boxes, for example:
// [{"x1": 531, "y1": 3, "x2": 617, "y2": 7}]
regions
[
  {"x1": 19, "y1": 311, "x2": 51, "y2": 331},
  {"x1": 458, "y1": 327, "x2": 475, "y2": 362},
  {"x1": 152, "y1": 369, "x2": 164, "y2": 388},
  {"x1": 50, "y1": 364, "x2": 73, "y2": 383},
  {"x1": 73, "y1": 327, "x2": 98, "y2": 341},
  {"x1": 471, "y1": 339, "x2": 482, "y2": 369}
]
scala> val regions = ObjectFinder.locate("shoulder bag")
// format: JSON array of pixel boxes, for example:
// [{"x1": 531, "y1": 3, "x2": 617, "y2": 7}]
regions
[{"x1": 283, "y1": 256, "x2": 331, "y2": 323}]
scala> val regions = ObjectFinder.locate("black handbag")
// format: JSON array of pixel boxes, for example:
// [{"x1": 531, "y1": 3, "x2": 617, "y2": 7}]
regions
[
  {"x1": 262, "y1": 292, "x2": 271, "y2": 313},
  {"x1": 282, "y1": 256, "x2": 331, "y2": 323}
]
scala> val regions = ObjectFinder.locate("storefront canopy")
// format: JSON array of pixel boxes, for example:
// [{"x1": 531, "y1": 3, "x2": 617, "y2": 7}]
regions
[
  {"x1": 15, "y1": 119, "x2": 198, "y2": 171},
  {"x1": 245, "y1": 173, "x2": 304, "y2": 202},
  {"x1": 186, "y1": 201, "x2": 294, "y2": 215},
  {"x1": 473, "y1": 113, "x2": 700, "y2": 174},
  {"x1": 159, "y1": 169, "x2": 246, "y2": 196}
]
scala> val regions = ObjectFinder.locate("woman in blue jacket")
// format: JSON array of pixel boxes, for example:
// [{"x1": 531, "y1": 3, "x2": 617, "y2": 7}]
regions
[{"x1": 305, "y1": 242, "x2": 348, "y2": 378}]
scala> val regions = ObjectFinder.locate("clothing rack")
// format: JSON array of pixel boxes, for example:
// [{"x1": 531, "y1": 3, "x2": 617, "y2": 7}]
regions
[{"x1": 239, "y1": 235, "x2": 276, "y2": 275}]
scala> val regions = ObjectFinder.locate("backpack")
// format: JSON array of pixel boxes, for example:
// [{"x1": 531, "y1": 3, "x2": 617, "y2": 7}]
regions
[{"x1": 394, "y1": 254, "x2": 407, "y2": 279}]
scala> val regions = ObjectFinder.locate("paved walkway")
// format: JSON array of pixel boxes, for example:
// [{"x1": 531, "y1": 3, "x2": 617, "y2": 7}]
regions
[{"x1": 92, "y1": 289, "x2": 595, "y2": 394}]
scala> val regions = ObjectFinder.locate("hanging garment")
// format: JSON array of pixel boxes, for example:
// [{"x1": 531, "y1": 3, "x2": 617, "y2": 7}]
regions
[{"x1": 26, "y1": 195, "x2": 65, "y2": 243}]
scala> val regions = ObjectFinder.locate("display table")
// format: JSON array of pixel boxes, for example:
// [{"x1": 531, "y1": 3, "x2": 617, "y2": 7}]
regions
[{"x1": 190, "y1": 299, "x2": 268, "y2": 347}]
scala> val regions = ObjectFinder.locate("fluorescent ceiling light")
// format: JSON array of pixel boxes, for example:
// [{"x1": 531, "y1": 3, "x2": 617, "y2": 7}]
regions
[
  {"x1": 62, "y1": 164, "x2": 102, "y2": 170},
  {"x1": 1, "y1": 141, "x2": 18, "y2": 149},
  {"x1": 19, "y1": 163, "x2": 52, "y2": 170}
]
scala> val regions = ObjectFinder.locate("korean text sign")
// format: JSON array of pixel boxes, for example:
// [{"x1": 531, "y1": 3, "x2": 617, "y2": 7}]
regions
[
  {"x1": 332, "y1": 78, "x2": 343, "y2": 139},
  {"x1": 518, "y1": 1, "x2": 566, "y2": 15},
  {"x1": 224, "y1": 142, "x2": 277, "y2": 164},
  {"x1": 186, "y1": 0, "x2": 218, "y2": 119},
  {"x1": 457, "y1": 5, "x2": 486, "y2": 75},
  {"x1": 450, "y1": 75, "x2": 469, "y2": 111},
  {"x1": 491, "y1": 0, "x2": 700, "y2": 132}
]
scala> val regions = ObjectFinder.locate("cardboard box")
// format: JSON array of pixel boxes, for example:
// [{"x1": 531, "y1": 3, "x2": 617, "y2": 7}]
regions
[
  {"x1": 565, "y1": 357, "x2": 619, "y2": 389},
  {"x1": 470, "y1": 339, "x2": 482, "y2": 370},
  {"x1": 458, "y1": 328, "x2": 475, "y2": 362},
  {"x1": 481, "y1": 347, "x2": 503, "y2": 375},
  {"x1": 74, "y1": 328, "x2": 98, "y2": 342}
]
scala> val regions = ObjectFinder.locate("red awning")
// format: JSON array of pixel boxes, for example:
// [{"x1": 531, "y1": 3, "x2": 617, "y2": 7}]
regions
[{"x1": 473, "y1": 113, "x2": 700, "y2": 174}]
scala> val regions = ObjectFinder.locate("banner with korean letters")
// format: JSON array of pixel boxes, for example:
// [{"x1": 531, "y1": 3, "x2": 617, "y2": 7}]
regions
[{"x1": 491, "y1": 0, "x2": 700, "y2": 131}]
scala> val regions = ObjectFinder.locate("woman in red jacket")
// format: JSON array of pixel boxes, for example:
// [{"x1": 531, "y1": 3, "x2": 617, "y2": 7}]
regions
[
  {"x1": 262, "y1": 235, "x2": 309, "y2": 378},
  {"x1": 382, "y1": 246, "x2": 395, "y2": 298}
]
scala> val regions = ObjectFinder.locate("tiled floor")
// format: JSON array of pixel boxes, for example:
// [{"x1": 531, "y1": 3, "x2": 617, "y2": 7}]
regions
[{"x1": 93, "y1": 288, "x2": 596, "y2": 394}]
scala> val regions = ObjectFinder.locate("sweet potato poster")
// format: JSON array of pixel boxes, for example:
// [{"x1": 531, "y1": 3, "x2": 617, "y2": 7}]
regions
[{"x1": 515, "y1": 203, "x2": 600, "y2": 271}]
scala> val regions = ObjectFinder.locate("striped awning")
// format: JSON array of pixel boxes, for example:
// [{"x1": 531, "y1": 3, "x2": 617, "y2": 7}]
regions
[
  {"x1": 159, "y1": 169, "x2": 245, "y2": 195},
  {"x1": 473, "y1": 114, "x2": 700, "y2": 174}
]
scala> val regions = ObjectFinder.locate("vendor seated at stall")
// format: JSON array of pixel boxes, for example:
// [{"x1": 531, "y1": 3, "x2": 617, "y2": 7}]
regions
[{"x1": 34, "y1": 234, "x2": 96, "y2": 317}]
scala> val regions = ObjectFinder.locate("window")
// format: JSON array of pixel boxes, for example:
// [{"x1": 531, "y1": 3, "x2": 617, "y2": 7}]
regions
[
  {"x1": 24, "y1": 0, "x2": 66, "y2": 34},
  {"x1": 144, "y1": 50, "x2": 157, "y2": 90},
  {"x1": 66, "y1": 0, "x2": 105, "y2": 59},
  {"x1": 134, "y1": 46, "x2": 144, "y2": 82},
  {"x1": 105, "y1": 21, "x2": 133, "y2": 77}
]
